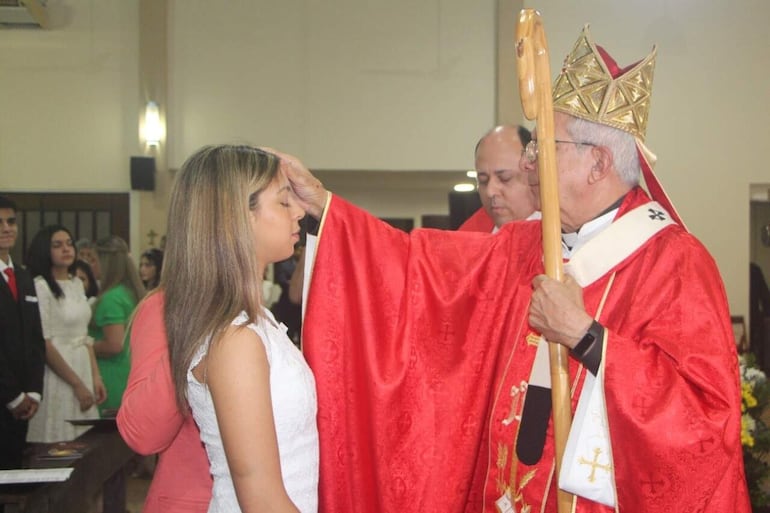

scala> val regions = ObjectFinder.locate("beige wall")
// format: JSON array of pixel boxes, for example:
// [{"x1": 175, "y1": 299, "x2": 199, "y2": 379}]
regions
[
  {"x1": 0, "y1": 1, "x2": 140, "y2": 191},
  {"x1": 0, "y1": 0, "x2": 495, "y2": 246},
  {"x1": 1, "y1": 0, "x2": 768, "y2": 319},
  {"x1": 166, "y1": 0, "x2": 496, "y2": 171},
  {"x1": 0, "y1": 0, "x2": 144, "y2": 248}
]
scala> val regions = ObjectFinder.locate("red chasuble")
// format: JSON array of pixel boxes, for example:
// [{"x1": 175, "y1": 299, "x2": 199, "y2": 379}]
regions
[
  {"x1": 458, "y1": 207, "x2": 495, "y2": 233},
  {"x1": 303, "y1": 187, "x2": 749, "y2": 513}
]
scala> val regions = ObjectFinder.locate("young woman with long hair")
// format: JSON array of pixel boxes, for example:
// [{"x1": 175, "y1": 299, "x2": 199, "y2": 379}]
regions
[
  {"x1": 25, "y1": 225, "x2": 106, "y2": 442},
  {"x1": 163, "y1": 145, "x2": 316, "y2": 512}
]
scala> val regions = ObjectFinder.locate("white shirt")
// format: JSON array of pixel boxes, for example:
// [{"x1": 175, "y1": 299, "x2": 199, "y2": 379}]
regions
[
  {"x1": 0, "y1": 255, "x2": 13, "y2": 278},
  {"x1": 561, "y1": 208, "x2": 619, "y2": 259}
]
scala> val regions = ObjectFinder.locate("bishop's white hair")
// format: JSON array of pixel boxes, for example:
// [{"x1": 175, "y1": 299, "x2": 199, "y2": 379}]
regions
[{"x1": 565, "y1": 116, "x2": 641, "y2": 186}]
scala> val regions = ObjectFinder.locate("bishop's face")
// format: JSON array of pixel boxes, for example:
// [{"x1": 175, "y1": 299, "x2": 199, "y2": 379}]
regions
[{"x1": 523, "y1": 112, "x2": 597, "y2": 233}]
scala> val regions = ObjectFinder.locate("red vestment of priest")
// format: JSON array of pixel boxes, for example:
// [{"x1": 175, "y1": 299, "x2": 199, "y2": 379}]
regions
[
  {"x1": 303, "y1": 186, "x2": 749, "y2": 513},
  {"x1": 458, "y1": 207, "x2": 495, "y2": 233}
]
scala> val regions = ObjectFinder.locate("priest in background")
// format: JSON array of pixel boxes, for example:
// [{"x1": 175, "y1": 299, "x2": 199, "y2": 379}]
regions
[{"x1": 459, "y1": 124, "x2": 538, "y2": 232}]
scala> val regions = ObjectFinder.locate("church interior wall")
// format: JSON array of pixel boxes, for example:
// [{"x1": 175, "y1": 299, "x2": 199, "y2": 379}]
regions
[{"x1": 1, "y1": 0, "x2": 768, "y2": 321}]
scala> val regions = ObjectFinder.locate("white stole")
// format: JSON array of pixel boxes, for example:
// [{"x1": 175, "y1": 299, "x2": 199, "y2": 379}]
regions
[{"x1": 558, "y1": 201, "x2": 674, "y2": 507}]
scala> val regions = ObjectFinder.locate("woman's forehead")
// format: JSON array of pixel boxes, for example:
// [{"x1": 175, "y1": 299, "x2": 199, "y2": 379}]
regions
[{"x1": 273, "y1": 169, "x2": 290, "y2": 190}]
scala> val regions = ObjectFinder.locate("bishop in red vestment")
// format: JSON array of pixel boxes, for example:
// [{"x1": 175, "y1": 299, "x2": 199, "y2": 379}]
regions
[{"x1": 290, "y1": 25, "x2": 750, "y2": 513}]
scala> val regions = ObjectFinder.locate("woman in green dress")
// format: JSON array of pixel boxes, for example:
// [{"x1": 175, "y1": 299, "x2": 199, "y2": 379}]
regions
[{"x1": 89, "y1": 236, "x2": 145, "y2": 415}]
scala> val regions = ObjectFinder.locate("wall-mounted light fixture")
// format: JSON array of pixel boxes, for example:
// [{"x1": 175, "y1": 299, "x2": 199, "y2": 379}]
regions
[{"x1": 143, "y1": 101, "x2": 162, "y2": 147}]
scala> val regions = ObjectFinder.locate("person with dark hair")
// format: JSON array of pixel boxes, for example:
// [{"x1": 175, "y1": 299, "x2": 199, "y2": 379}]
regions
[
  {"x1": 70, "y1": 259, "x2": 99, "y2": 300},
  {"x1": 25, "y1": 225, "x2": 106, "y2": 442},
  {"x1": 460, "y1": 124, "x2": 540, "y2": 232},
  {"x1": 0, "y1": 195, "x2": 45, "y2": 468},
  {"x1": 139, "y1": 248, "x2": 163, "y2": 291}
]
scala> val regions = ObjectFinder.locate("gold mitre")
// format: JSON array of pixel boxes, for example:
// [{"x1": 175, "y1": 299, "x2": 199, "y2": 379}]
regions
[{"x1": 552, "y1": 25, "x2": 657, "y2": 142}]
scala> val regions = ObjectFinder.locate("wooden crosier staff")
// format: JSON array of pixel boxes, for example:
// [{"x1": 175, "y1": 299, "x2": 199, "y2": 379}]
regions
[{"x1": 515, "y1": 10, "x2": 574, "y2": 513}]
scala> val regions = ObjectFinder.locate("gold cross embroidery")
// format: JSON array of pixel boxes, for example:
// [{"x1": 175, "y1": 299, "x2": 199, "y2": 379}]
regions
[{"x1": 578, "y1": 447, "x2": 612, "y2": 483}]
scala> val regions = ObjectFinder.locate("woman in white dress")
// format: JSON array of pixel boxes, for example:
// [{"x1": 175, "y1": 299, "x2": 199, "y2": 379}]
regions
[
  {"x1": 26, "y1": 225, "x2": 106, "y2": 443},
  {"x1": 163, "y1": 145, "x2": 318, "y2": 513}
]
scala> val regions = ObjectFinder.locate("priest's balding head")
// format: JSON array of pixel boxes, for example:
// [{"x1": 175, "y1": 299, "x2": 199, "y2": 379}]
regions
[{"x1": 474, "y1": 124, "x2": 537, "y2": 229}]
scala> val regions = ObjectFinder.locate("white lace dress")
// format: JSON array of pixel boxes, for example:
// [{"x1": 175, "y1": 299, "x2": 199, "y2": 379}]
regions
[
  {"x1": 27, "y1": 277, "x2": 99, "y2": 443},
  {"x1": 188, "y1": 308, "x2": 319, "y2": 513}
]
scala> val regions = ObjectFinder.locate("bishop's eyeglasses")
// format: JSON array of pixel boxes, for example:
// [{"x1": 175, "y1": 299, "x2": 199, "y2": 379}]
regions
[{"x1": 522, "y1": 139, "x2": 597, "y2": 163}]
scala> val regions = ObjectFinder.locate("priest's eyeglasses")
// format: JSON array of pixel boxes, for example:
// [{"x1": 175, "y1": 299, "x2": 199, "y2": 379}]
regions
[{"x1": 523, "y1": 140, "x2": 597, "y2": 163}]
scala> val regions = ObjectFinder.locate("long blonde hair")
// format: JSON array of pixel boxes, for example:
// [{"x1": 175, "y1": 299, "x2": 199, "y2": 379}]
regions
[
  {"x1": 94, "y1": 235, "x2": 146, "y2": 309},
  {"x1": 163, "y1": 145, "x2": 280, "y2": 410}
]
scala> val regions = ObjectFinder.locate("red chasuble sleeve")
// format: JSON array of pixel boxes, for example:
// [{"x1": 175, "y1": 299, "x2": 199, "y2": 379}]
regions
[{"x1": 303, "y1": 195, "x2": 540, "y2": 513}]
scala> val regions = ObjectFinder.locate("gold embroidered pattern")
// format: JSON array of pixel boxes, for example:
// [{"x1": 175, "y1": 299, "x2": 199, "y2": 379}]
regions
[
  {"x1": 525, "y1": 332, "x2": 541, "y2": 346},
  {"x1": 501, "y1": 381, "x2": 528, "y2": 427},
  {"x1": 496, "y1": 443, "x2": 509, "y2": 493},
  {"x1": 578, "y1": 446, "x2": 612, "y2": 483},
  {"x1": 512, "y1": 469, "x2": 537, "y2": 512}
]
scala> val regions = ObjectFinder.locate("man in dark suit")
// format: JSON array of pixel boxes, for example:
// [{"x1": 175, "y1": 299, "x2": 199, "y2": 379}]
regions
[{"x1": 0, "y1": 195, "x2": 45, "y2": 469}]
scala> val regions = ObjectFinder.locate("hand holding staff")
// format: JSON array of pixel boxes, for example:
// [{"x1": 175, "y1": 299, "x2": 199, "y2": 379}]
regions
[{"x1": 516, "y1": 9, "x2": 574, "y2": 513}]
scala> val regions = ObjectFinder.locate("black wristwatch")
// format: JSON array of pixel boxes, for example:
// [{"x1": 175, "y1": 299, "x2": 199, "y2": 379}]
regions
[{"x1": 570, "y1": 320, "x2": 604, "y2": 375}]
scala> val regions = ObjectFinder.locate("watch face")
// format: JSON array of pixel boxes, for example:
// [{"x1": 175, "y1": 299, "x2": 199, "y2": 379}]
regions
[{"x1": 763, "y1": 224, "x2": 770, "y2": 247}]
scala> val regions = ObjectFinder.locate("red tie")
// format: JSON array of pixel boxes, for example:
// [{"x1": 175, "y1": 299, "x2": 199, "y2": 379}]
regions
[{"x1": 4, "y1": 268, "x2": 18, "y2": 301}]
